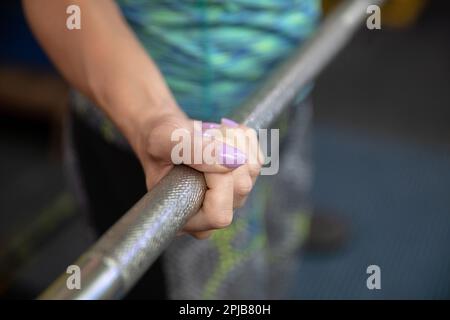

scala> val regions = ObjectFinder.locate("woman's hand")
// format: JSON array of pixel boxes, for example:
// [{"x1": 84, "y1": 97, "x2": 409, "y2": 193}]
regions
[
  {"x1": 23, "y1": 0, "x2": 263, "y2": 239},
  {"x1": 134, "y1": 112, "x2": 263, "y2": 239}
]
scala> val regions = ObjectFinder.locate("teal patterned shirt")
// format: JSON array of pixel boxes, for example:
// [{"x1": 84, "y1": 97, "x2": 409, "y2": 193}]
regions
[{"x1": 116, "y1": 0, "x2": 320, "y2": 122}]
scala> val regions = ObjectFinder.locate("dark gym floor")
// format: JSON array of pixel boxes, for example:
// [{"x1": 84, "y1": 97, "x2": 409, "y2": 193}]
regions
[
  {"x1": 1, "y1": 1, "x2": 449, "y2": 299},
  {"x1": 294, "y1": 2, "x2": 450, "y2": 299}
]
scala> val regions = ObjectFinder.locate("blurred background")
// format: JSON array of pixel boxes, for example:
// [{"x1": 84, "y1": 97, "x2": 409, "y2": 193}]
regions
[{"x1": 0, "y1": 0, "x2": 449, "y2": 299}]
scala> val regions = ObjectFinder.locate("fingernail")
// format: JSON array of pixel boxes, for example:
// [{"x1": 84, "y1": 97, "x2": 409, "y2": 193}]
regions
[
  {"x1": 202, "y1": 122, "x2": 221, "y2": 130},
  {"x1": 221, "y1": 118, "x2": 239, "y2": 128},
  {"x1": 218, "y1": 143, "x2": 247, "y2": 168}
]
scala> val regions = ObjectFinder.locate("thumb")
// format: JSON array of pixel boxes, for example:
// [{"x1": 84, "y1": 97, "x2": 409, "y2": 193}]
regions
[{"x1": 147, "y1": 117, "x2": 246, "y2": 174}]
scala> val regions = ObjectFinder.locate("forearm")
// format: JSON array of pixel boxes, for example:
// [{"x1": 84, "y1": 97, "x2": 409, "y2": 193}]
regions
[{"x1": 23, "y1": 0, "x2": 182, "y2": 152}]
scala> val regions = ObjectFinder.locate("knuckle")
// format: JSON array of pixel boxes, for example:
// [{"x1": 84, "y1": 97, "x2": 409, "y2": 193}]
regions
[
  {"x1": 235, "y1": 178, "x2": 253, "y2": 197},
  {"x1": 209, "y1": 210, "x2": 234, "y2": 229},
  {"x1": 248, "y1": 163, "x2": 261, "y2": 177}
]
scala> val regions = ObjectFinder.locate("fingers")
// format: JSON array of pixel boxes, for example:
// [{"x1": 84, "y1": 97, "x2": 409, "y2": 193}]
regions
[
  {"x1": 143, "y1": 161, "x2": 173, "y2": 189},
  {"x1": 183, "y1": 158, "x2": 262, "y2": 237},
  {"x1": 189, "y1": 138, "x2": 247, "y2": 173},
  {"x1": 228, "y1": 125, "x2": 262, "y2": 208},
  {"x1": 146, "y1": 117, "x2": 263, "y2": 239},
  {"x1": 183, "y1": 172, "x2": 234, "y2": 233},
  {"x1": 190, "y1": 230, "x2": 213, "y2": 240},
  {"x1": 147, "y1": 116, "x2": 248, "y2": 174},
  {"x1": 232, "y1": 164, "x2": 253, "y2": 208}
]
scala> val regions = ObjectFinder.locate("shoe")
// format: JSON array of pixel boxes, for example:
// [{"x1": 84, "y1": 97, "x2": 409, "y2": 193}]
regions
[{"x1": 302, "y1": 209, "x2": 350, "y2": 253}]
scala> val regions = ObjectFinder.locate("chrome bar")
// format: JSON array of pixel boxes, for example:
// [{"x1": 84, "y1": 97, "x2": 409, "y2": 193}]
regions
[{"x1": 38, "y1": 0, "x2": 383, "y2": 300}]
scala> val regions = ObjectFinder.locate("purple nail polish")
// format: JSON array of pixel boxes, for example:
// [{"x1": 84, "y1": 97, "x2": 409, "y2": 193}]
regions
[
  {"x1": 218, "y1": 143, "x2": 246, "y2": 168},
  {"x1": 202, "y1": 122, "x2": 221, "y2": 130},
  {"x1": 221, "y1": 118, "x2": 239, "y2": 128}
]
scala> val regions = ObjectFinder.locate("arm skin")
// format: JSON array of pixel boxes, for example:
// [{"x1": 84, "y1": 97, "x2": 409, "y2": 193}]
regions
[
  {"x1": 23, "y1": 0, "x2": 182, "y2": 156},
  {"x1": 23, "y1": 0, "x2": 262, "y2": 239}
]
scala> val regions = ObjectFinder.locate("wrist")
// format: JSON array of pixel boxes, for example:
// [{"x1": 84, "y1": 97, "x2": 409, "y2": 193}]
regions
[{"x1": 91, "y1": 74, "x2": 184, "y2": 156}]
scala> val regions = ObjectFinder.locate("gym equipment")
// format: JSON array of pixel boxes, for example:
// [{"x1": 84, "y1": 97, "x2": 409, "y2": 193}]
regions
[{"x1": 39, "y1": 0, "x2": 384, "y2": 300}]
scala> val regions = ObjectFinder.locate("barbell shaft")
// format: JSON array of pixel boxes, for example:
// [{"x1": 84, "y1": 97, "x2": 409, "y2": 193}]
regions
[{"x1": 38, "y1": 0, "x2": 383, "y2": 300}]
